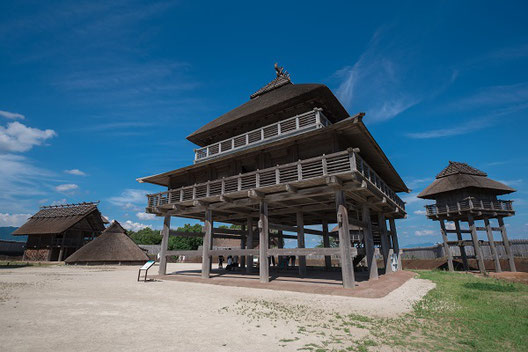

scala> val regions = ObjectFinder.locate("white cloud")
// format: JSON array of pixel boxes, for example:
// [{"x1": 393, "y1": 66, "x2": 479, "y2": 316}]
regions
[
  {"x1": 415, "y1": 229, "x2": 436, "y2": 237},
  {"x1": 0, "y1": 121, "x2": 56, "y2": 152},
  {"x1": 108, "y1": 189, "x2": 148, "y2": 210},
  {"x1": 402, "y1": 192, "x2": 422, "y2": 205},
  {"x1": 64, "y1": 169, "x2": 87, "y2": 176},
  {"x1": 122, "y1": 220, "x2": 150, "y2": 232},
  {"x1": 413, "y1": 210, "x2": 427, "y2": 215},
  {"x1": 136, "y1": 212, "x2": 156, "y2": 220},
  {"x1": 50, "y1": 199, "x2": 67, "y2": 206},
  {"x1": 0, "y1": 110, "x2": 24, "y2": 119},
  {"x1": 445, "y1": 222, "x2": 456, "y2": 230},
  {"x1": 0, "y1": 213, "x2": 32, "y2": 227},
  {"x1": 55, "y1": 183, "x2": 78, "y2": 192},
  {"x1": 406, "y1": 117, "x2": 495, "y2": 139}
]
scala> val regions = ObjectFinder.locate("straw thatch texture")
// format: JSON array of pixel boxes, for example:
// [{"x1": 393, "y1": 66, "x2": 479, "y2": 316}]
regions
[
  {"x1": 418, "y1": 161, "x2": 515, "y2": 199},
  {"x1": 65, "y1": 221, "x2": 149, "y2": 264},
  {"x1": 12, "y1": 203, "x2": 105, "y2": 236}
]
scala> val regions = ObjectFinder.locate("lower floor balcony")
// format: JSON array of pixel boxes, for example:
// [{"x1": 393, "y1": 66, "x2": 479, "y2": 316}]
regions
[{"x1": 145, "y1": 149, "x2": 406, "y2": 225}]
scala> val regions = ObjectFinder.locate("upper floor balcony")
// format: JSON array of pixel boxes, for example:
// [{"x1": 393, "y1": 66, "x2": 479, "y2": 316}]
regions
[
  {"x1": 147, "y1": 149, "x2": 406, "y2": 215},
  {"x1": 425, "y1": 198, "x2": 514, "y2": 218},
  {"x1": 194, "y1": 108, "x2": 331, "y2": 163}
]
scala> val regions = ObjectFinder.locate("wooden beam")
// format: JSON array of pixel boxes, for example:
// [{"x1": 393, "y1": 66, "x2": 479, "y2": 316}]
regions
[
  {"x1": 378, "y1": 213, "x2": 390, "y2": 273},
  {"x1": 484, "y1": 218, "x2": 502, "y2": 273},
  {"x1": 362, "y1": 205, "x2": 378, "y2": 280},
  {"x1": 259, "y1": 201, "x2": 269, "y2": 283},
  {"x1": 296, "y1": 210, "x2": 307, "y2": 277},
  {"x1": 454, "y1": 220, "x2": 469, "y2": 271},
  {"x1": 269, "y1": 223, "x2": 324, "y2": 236},
  {"x1": 246, "y1": 217, "x2": 254, "y2": 274},
  {"x1": 497, "y1": 217, "x2": 516, "y2": 272},
  {"x1": 336, "y1": 190, "x2": 355, "y2": 289},
  {"x1": 322, "y1": 219, "x2": 332, "y2": 270},
  {"x1": 468, "y1": 215, "x2": 486, "y2": 274},
  {"x1": 439, "y1": 219, "x2": 454, "y2": 272},
  {"x1": 201, "y1": 209, "x2": 213, "y2": 278},
  {"x1": 158, "y1": 215, "x2": 170, "y2": 275},
  {"x1": 267, "y1": 247, "x2": 344, "y2": 256}
]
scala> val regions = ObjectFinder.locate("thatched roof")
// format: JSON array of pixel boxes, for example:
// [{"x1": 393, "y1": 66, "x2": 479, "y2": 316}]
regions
[
  {"x1": 186, "y1": 68, "x2": 350, "y2": 146},
  {"x1": 12, "y1": 202, "x2": 106, "y2": 236},
  {"x1": 65, "y1": 220, "x2": 149, "y2": 264},
  {"x1": 418, "y1": 161, "x2": 516, "y2": 199}
]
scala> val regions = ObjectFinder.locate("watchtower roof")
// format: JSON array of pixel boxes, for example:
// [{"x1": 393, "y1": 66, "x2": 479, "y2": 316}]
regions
[{"x1": 418, "y1": 161, "x2": 515, "y2": 199}]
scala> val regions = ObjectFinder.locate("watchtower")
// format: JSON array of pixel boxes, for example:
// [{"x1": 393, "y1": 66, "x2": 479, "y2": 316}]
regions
[{"x1": 418, "y1": 161, "x2": 516, "y2": 273}]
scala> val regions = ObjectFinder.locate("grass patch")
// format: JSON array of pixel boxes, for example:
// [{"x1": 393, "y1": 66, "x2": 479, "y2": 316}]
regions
[{"x1": 226, "y1": 270, "x2": 528, "y2": 351}]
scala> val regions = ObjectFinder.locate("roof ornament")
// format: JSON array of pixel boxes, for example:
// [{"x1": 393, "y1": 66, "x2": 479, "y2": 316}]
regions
[{"x1": 274, "y1": 62, "x2": 289, "y2": 79}]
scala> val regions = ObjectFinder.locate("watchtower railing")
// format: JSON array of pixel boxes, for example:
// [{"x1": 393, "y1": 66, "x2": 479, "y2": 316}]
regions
[
  {"x1": 425, "y1": 199, "x2": 514, "y2": 216},
  {"x1": 194, "y1": 108, "x2": 331, "y2": 163},
  {"x1": 148, "y1": 149, "x2": 405, "y2": 212}
]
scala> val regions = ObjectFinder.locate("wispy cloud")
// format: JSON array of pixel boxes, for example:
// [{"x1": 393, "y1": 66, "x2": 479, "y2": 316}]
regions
[
  {"x1": 447, "y1": 82, "x2": 528, "y2": 111},
  {"x1": 415, "y1": 229, "x2": 436, "y2": 237},
  {"x1": 0, "y1": 213, "x2": 32, "y2": 227},
  {"x1": 64, "y1": 169, "x2": 87, "y2": 176},
  {"x1": 0, "y1": 110, "x2": 24, "y2": 119},
  {"x1": 334, "y1": 28, "x2": 456, "y2": 122},
  {"x1": 137, "y1": 212, "x2": 156, "y2": 220},
  {"x1": 0, "y1": 121, "x2": 56, "y2": 152},
  {"x1": 108, "y1": 189, "x2": 148, "y2": 211},
  {"x1": 55, "y1": 183, "x2": 78, "y2": 192},
  {"x1": 413, "y1": 210, "x2": 427, "y2": 215}
]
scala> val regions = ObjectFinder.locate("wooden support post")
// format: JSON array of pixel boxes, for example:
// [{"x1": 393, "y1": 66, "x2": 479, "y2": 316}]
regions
[
  {"x1": 159, "y1": 215, "x2": 171, "y2": 275},
  {"x1": 335, "y1": 190, "x2": 355, "y2": 288},
  {"x1": 454, "y1": 220, "x2": 469, "y2": 271},
  {"x1": 278, "y1": 230, "x2": 284, "y2": 248},
  {"x1": 388, "y1": 218, "x2": 401, "y2": 271},
  {"x1": 296, "y1": 210, "x2": 307, "y2": 277},
  {"x1": 484, "y1": 218, "x2": 502, "y2": 273},
  {"x1": 497, "y1": 217, "x2": 516, "y2": 272},
  {"x1": 378, "y1": 213, "x2": 390, "y2": 274},
  {"x1": 322, "y1": 220, "x2": 332, "y2": 270},
  {"x1": 468, "y1": 215, "x2": 486, "y2": 274},
  {"x1": 201, "y1": 209, "x2": 213, "y2": 278},
  {"x1": 58, "y1": 248, "x2": 64, "y2": 262},
  {"x1": 362, "y1": 205, "x2": 378, "y2": 280},
  {"x1": 246, "y1": 218, "x2": 254, "y2": 274},
  {"x1": 240, "y1": 224, "x2": 246, "y2": 270},
  {"x1": 439, "y1": 219, "x2": 454, "y2": 272},
  {"x1": 259, "y1": 201, "x2": 269, "y2": 283}
]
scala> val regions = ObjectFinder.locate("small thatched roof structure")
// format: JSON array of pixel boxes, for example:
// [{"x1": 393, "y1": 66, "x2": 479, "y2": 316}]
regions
[
  {"x1": 418, "y1": 161, "x2": 515, "y2": 199},
  {"x1": 65, "y1": 221, "x2": 149, "y2": 265},
  {"x1": 12, "y1": 202, "x2": 106, "y2": 236}
]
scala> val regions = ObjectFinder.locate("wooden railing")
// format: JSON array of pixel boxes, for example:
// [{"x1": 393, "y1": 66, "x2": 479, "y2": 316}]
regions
[
  {"x1": 194, "y1": 108, "x2": 331, "y2": 163},
  {"x1": 147, "y1": 149, "x2": 405, "y2": 212},
  {"x1": 425, "y1": 199, "x2": 514, "y2": 216}
]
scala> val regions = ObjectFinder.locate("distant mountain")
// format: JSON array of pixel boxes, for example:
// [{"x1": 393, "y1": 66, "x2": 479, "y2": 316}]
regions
[
  {"x1": 401, "y1": 242, "x2": 438, "y2": 249},
  {"x1": 0, "y1": 227, "x2": 25, "y2": 242}
]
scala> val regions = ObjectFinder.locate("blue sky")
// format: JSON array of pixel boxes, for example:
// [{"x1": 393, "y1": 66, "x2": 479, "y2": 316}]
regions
[{"x1": 1, "y1": 1, "x2": 527, "y2": 247}]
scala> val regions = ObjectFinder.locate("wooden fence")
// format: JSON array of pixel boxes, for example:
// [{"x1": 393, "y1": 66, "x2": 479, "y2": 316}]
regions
[{"x1": 402, "y1": 239, "x2": 528, "y2": 260}]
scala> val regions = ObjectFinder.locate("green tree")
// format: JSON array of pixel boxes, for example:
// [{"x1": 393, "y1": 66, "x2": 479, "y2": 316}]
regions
[
  {"x1": 168, "y1": 223, "x2": 203, "y2": 250},
  {"x1": 128, "y1": 227, "x2": 162, "y2": 245},
  {"x1": 315, "y1": 236, "x2": 339, "y2": 248}
]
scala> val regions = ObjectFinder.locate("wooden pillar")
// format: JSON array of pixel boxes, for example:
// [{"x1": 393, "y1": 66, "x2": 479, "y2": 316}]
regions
[
  {"x1": 484, "y1": 218, "x2": 502, "y2": 272},
  {"x1": 454, "y1": 220, "x2": 469, "y2": 271},
  {"x1": 335, "y1": 190, "x2": 355, "y2": 288},
  {"x1": 362, "y1": 205, "x2": 378, "y2": 280},
  {"x1": 158, "y1": 215, "x2": 171, "y2": 275},
  {"x1": 259, "y1": 201, "x2": 269, "y2": 283},
  {"x1": 278, "y1": 230, "x2": 284, "y2": 248},
  {"x1": 377, "y1": 213, "x2": 390, "y2": 273},
  {"x1": 246, "y1": 218, "x2": 254, "y2": 274},
  {"x1": 439, "y1": 219, "x2": 454, "y2": 272},
  {"x1": 240, "y1": 224, "x2": 246, "y2": 270},
  {"x1": 388, "y1": 218, "x2": 401, "y2": 271},
  {"x1": 296, "y1": 210, "x2": 307, "y2": 277},
  {"x1": 497, "y1": 217, "x2": 516, "y2": 272},
  {"x1": 201, "y1": 209, "x2": 213, "y2": 279},
  {"x1": 468, "y1": 215, "x2": 486, "y2": 274},
  {"x1": 322, "y1": 220, "x2": 332, "y2": 270}
]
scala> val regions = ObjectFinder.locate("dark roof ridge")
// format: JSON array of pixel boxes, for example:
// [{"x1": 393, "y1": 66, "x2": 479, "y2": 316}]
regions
[{"x1": 436, "y1": 161, "x2": 487, "y2": 179}]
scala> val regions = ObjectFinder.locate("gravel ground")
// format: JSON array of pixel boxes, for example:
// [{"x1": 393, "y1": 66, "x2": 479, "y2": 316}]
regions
[{"x1": 0, "y1": 263, "x2": 434, "y2": 352}]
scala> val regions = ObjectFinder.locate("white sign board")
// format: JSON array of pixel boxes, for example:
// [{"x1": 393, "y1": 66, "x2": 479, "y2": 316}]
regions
[{"x1": 140, "y1": 260, "x2": 155, "y2": 270}]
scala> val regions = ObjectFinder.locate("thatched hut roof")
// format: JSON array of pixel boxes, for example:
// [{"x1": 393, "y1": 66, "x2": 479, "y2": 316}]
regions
[
  {"x1": 12, "y1": 202, "x2": 106, "y2": 236},
  {"x1": 186, "y1": 68, "x2": 350, "y2": 147},
  {"x1": 65, "y1": 221, "x2": 149, "y2": 264},
  {"x1": 418, "y1": 161, "x2": 515, "y2": 199}
]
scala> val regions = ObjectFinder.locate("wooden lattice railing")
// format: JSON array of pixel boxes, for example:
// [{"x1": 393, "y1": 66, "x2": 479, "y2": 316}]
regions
[
  {"x1": 147, "y1": 149, "x2": 405, "y2": 212},
  {"x1": 194, "y1": 108, "x2": 331, "y2": 162},
  {"x1": 425, "y1": 199, "x2": 514, "y2": 216}
]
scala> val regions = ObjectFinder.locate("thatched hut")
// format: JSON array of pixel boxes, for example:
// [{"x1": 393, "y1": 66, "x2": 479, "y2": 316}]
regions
[
  {"x1": 12, "y1": 202, "x2": 107, "y2": 261},
  {"x1": 65, "y1": 221, "x2": 149, "y2": 265}
]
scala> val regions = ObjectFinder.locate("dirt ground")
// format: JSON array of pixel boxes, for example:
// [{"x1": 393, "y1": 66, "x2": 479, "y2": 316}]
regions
[{"x1": 0, "y1": 263, "x2": 434, "y2": 352}]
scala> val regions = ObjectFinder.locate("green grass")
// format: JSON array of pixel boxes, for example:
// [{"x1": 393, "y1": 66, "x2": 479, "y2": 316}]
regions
[{"x1": 228, "y1": 270, "x2": 528, "y2": 351}]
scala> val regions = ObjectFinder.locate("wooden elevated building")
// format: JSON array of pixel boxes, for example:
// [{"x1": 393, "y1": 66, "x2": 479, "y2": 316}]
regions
[
  {"x1": 138, "y1": 65, "x2": 409, "y2": 288},
  {"x1": 12, "y1": 202, "x2": 107, "y2": 261},
  {"x1": 418, "y1": 161, "x2": 517, "y2": 273}
]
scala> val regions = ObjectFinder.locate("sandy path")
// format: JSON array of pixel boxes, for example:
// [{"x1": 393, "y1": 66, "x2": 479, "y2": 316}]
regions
[{"x1": 0, "y1": 263, "x2": 434, "y2": 352}]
